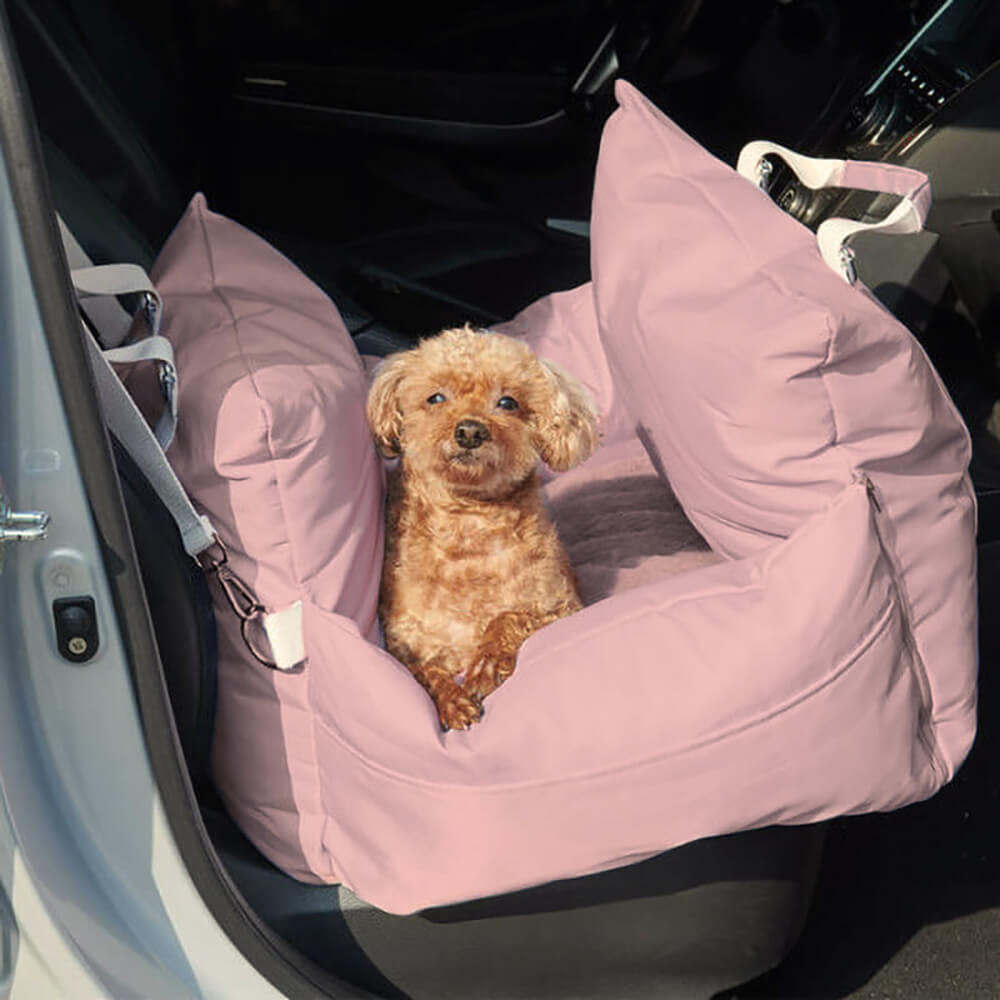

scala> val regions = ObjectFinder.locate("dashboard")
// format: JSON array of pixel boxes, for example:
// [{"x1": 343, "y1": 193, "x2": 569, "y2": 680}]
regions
[
  {"x1": 765, "y1": 0, "x2": 1000, "y2": 224},
  {"x1": 839, "y1": 0, "x2": 989, "y2": 155}
]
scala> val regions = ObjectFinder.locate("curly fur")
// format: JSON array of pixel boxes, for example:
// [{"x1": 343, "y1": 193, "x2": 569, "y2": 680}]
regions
[{"x1": 367, "y1": 326, "x2": 600, "y2": 730}]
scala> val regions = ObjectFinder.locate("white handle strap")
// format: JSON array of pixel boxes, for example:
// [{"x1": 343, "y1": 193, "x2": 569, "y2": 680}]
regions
[{"x1": 736, "y1": 140, "x2": 932, "y2": 283}]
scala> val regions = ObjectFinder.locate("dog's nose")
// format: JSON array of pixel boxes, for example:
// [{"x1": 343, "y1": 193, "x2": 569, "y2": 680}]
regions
[{"x1": 455, "y1": 419, "x2": 491, "y2": 450}]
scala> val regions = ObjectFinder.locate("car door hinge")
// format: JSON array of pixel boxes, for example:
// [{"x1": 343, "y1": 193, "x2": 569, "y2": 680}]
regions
[{"x1": 0, "y1": 486, "x2": 50, "y2": 573}]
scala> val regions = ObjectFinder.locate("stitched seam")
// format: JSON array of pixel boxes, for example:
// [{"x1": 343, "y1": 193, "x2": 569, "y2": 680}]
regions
[
  {"x1": 310, "y1": 580, "x2": 900, "y2": 793},
  {"x1": 195, "y1": 208, "x2": 302, "y2": 588},
  {"x1": 814, "y1": 309, "x2": 857, "y2": 485},
  {"x1": 195, "y1": 204, "x2": 261, "y2": 402},
  {"x1": 184, "y1": 304, "x2": 276, "y2": 341},
  {"x1": 196, "y1": 203, "x2": 329, "y2": 871},
  {"x1": 835, "y1": 296, "x2": 977, "y2": 748},
  {"x1": 675, "y1": 164, "x2": 959, "y2": 768},
  {"x1": 864, "y1": 478, "x2": 954, "y2": 780}
]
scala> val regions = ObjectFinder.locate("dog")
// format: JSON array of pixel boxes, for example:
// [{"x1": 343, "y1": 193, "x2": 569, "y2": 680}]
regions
[{"x1": 366, "y1": 325, "x2": 600, "y2": 730}]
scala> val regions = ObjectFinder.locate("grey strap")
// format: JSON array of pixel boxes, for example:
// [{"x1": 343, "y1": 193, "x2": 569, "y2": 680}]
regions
[
  {"x1": 60, "y1": 217, "x2": 302, "y2": 668},
  {"x1": 103, "y1": 335, "x2": 174, "y2": 368},
  {"x1": 102, "y1": 334, "x2": 178, "y2": 449},
  {"x1": 71, "y1": 263, "x2": 164, "y2": 336},
  {"x1": 59, "y1": 220, "x2": 136, "y2": 348},
  {"x1": 58, "y1": 214, "x2": 214, "y2": 557},
  {"x1": 70, "y1": 263, "x2": 160, "y2": 307},
  {"x1": 82, "y1": 323, "x2": 216, "y2": 557},
  {"x1": 61, "y1": 236, "x2": 176, "y2": 448}
]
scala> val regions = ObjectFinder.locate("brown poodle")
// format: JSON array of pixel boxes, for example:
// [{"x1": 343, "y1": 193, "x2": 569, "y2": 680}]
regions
[{"x1": 366, "y1": 325, "x2": 600, "y2": 730}]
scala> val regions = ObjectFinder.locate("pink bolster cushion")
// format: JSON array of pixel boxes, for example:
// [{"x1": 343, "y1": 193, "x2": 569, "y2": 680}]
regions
[{"x1": 591, "y1": 81, "x2": 978, "y2": 780}]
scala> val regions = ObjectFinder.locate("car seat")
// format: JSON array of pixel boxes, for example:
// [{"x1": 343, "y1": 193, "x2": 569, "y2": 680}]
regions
[{"x1": 9, "y1": 1, "x2": 830, "y2": 996}]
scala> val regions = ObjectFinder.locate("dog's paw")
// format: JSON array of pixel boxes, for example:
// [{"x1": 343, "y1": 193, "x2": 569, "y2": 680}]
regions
[
  {"x1": 437, "y1": 688, "x2": 484, "y2": 732},
  {"x1": 464, "y1": 650, "x2": 517, "y2": 701}
]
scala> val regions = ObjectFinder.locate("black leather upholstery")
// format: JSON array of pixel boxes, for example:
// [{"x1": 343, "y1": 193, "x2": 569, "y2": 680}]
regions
[{"x1": 113, "y1": 438, "x2": 217, "y2": 786}]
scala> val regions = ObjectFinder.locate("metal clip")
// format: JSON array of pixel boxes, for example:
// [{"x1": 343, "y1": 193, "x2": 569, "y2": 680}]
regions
[
  {"x1": 839, "y1": 245, "x2": 858, "y2": 284},
  {"x1": 198, "y1": 537, "x2": 277, "y2": 668},
  {"x1": 158, "y1": 359, "x2": 177, "y2": 404},
  {"x1": 757, "y1": 156, "x2": 774, "y2": 191},
  {"x1": 139, "y1": 290, "x2": 162, "y2": 337}
]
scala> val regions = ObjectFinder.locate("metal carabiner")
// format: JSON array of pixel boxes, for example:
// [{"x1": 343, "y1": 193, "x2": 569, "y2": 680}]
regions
[{"x1": 197, "y1": 538, "x2": 278, "y2": 669}]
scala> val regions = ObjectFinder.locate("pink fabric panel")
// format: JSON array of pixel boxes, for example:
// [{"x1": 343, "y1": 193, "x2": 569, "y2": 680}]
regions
[
  {"x1": 159, "y1": 195, "x2": 384, "y2": 635},
  {"x1": 211, "y1": 611, "x2": 331, "y2": 882},
  {"x1": 590, "y1": 81, "x2": 977, "y2": 780},
  {"x1": 542, "y1": 437, "x2": 724, "y2": 604},
  {"x1": 155, "y1": 195, "x2": 384, "y2": 879},
  {"x1": 296, "y1": 482, "x2": 934, "y2": 911},
  {"x1": 494, "y1": 283, "x2": 634, "y2": 448}
]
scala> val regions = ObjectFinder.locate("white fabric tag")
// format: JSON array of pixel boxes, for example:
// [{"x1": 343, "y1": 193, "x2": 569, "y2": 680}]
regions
[{"x1": 264, "y1": 600, "x2": 306, "y2": 670}]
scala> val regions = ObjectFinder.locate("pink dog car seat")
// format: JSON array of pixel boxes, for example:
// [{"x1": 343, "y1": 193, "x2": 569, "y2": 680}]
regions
[{"x1": 143, "y1": 82, "x2": 977, "y2": 916}]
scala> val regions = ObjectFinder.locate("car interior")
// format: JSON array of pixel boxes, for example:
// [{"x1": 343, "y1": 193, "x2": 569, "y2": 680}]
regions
[{"x1": 6, "y1": 0, "x2": 1000, "y2": 996}]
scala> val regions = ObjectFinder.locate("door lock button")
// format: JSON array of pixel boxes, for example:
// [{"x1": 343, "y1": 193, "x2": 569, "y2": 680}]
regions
[{"x1": 53, "y1": 596, "x2": 99, "y2": 663}]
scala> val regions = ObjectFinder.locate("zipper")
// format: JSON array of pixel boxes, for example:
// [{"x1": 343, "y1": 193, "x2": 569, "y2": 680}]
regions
[
  {"x1": 864, "y1": 475, "x2": 881, "y2": 513},
  {"x1": 861, "y1": 474, "x2": 947, "y2": 785}
]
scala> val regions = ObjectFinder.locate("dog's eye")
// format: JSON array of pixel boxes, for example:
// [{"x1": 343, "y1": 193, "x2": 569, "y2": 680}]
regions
[
  {"x1": 426, "y1": 392, "x2": 447, "y2": 405},
  {"x1": 496, "y1": 396, "x2": 519, "y2": 411}
]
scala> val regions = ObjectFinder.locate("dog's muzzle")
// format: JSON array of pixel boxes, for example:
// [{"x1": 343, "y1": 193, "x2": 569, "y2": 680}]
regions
[{"x1": 454, "y1": 419, "x2": 491, "y2": 450}]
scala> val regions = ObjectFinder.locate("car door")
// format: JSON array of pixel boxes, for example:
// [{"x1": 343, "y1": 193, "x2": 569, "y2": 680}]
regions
[{"x1": 0, "y1": 10, "x2": 356, "y2": 997}]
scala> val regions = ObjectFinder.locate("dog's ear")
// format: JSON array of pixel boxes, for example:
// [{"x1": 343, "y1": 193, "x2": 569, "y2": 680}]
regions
[
  {"x1": 534, "y1": 359, "x2": 600, "y2": 471},
  {"x1": 366, "y1": 351, "x2": 412, "y2": 457}
]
